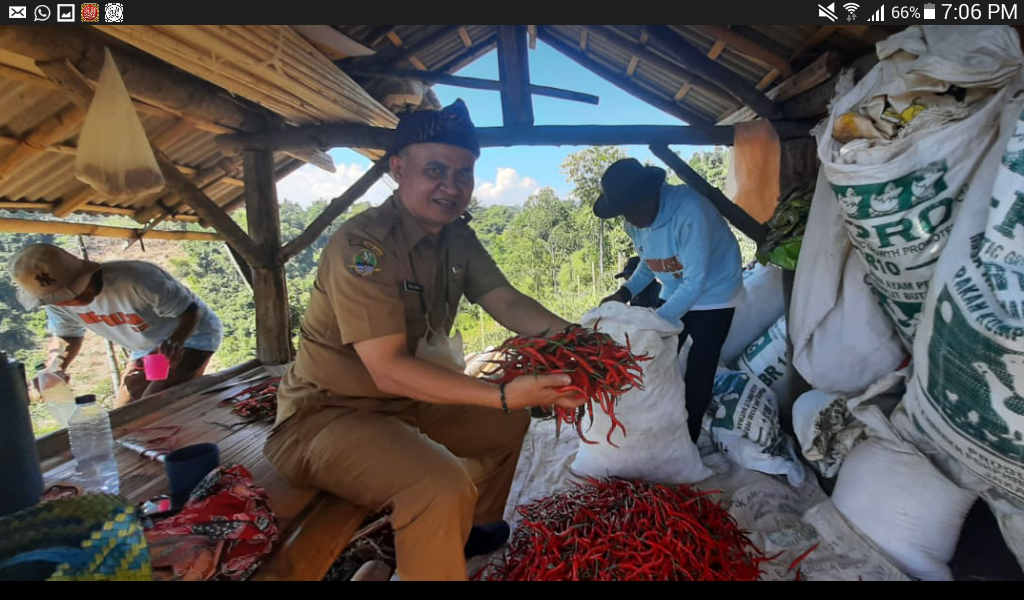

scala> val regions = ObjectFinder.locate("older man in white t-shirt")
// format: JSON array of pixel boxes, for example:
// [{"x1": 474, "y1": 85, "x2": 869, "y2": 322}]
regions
[{"x1": 11, "y1": 243, "x2": 223, "y2": 407}]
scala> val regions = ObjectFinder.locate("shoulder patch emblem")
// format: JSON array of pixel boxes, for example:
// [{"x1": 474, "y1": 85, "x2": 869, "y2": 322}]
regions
[{"x1": 348, "y1": 240, "x2": 384, "y2": 279}]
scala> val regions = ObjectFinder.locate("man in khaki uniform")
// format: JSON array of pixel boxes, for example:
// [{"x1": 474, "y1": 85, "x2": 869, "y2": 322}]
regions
[{"x1": 264, "y1": 100, "x2": 584, "y2": 581}]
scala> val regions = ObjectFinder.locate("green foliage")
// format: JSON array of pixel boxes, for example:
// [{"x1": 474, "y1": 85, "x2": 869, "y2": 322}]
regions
[
  {"x1": 172, "y1": 200, "x2": 372, "y2": 366},
  {"x1": 3, "y1": 144, "x2": 751, "y2": 388},
  {"x1": 684, "y1": 146, "x2": 730, "y2": 190}
]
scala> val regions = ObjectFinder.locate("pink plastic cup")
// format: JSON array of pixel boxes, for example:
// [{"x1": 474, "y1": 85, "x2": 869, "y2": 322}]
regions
[{"x1": 142, "y1": 354, "x2": 170, "y2": 381}]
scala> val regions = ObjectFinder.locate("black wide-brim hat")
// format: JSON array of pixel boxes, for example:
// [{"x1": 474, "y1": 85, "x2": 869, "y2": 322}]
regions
[{"x1": 593, "y1": 158, "x2": 666, "y2": 219}]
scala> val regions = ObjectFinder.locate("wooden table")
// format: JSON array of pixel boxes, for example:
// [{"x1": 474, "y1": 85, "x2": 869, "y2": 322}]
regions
[{"x1": 40, "y1": 362, "x2": 369, "y2": 581}]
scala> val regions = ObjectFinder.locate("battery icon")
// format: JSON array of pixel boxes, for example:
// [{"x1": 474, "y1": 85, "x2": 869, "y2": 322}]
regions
[{"x1": 923, "y1": 3, "x2": 936, "y2": 18}]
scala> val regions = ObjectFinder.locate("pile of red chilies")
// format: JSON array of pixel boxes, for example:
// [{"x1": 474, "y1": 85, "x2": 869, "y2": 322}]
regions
[
  {"x1": 475, "y1": 479, "x2": 774, "y2": 582},
  {"x1": 224, "y1": 378, "x2": 281, "y2": 422},
  {"x1": 489, "y1": 324, "x2": 651, "y2": 446}
]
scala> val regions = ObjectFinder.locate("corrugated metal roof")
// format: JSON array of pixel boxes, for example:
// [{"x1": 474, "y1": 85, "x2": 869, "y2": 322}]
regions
[
  {"x1": 0, "y1": 54, "x2": 301, "y2": 222},
  {"x1": 0, "y1": 24, "x2": 897, "y2": 223}
]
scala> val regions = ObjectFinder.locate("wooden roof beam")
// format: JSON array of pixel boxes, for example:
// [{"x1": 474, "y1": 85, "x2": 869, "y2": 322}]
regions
[
  {"x1": 0, "y1": 200, "x2": 198, "y2": 221},
  {"x1": 538, "y1": 26, "x2": 713, "y2": 126},
  {"x1": 0, "y1": 104, "x2": 83, "y2": 182},
  {"x1": 644, "y1": 25, "x2": 782, "y2": 119},
  {"x1": 650, "y1": 143, "x2": 767, "y2": 245},
  {"x1": 389, "y1": 25, "x2": 461, "y2": 70},
  {"x1": 0, "y1": 25, "x2": 267, "y2": 132},
  {"x1": 217, "y1": 122, "x2": 812, "y2": 154},
  {"x1": 580, "y1": 25, "x2": 741, "y2": 113},
  {"x1": 436, "y1": 32, "x2": 498, "y2": 74},
  {"x1": 134, "y1": 157, "x2": 242, "y2": 223},
  {"x1": 0, "y1": 25, "x2": 333, "y2": 175},
  {"x1": 718, "y1": 51, "x2": 841, "y2": 124},
  {"x1": 689, "y1": 25, "x2": 792, "y2": 74}
]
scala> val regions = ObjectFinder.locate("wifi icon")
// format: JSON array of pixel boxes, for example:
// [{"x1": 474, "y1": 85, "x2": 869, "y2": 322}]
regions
[{"x1": 843, "y1": 2, "x2": 860, "y2": 20}]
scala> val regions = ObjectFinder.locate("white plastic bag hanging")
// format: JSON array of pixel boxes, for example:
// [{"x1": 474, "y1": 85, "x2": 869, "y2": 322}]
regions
[
  {"x1": 415, "y1": 330, "x2": 466, "y2": 373},
  {"x1": 75, "y1": 48, "x2": 164, "y2": 199}
]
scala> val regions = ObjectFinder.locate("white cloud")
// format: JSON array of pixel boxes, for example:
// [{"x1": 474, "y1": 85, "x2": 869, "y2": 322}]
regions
[
  {"x1": 279, "y1": 163, "x2": 541, "y2": 208},
  {"x1": 474, "y1": 167, "x2": 540, "y2": 206},
  {"x1": 277, "y1": 162, "x2": 395, "y2": 207}
]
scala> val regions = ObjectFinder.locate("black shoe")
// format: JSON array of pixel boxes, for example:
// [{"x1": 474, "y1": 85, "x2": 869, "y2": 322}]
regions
[{"x1": 464, "y1": 521, "x2": 511, "y2": 557}]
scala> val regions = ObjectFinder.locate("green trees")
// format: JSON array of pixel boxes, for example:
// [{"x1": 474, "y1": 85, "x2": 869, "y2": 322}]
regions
[{"x1": 5, "y1": 144, "x2": 749, "y2": 408}]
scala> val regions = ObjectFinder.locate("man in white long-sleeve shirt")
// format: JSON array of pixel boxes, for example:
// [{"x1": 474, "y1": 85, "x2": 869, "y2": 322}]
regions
[{"x1": 596, "y1": 158, "x2": 742, "y2": 442}]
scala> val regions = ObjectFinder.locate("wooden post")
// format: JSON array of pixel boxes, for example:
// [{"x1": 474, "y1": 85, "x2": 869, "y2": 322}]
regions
[
  {"x1": 778, "y1": 138, "x2": 818, "y2": 433},
  {"x1": 76, "y1": 235, "x2": 121, "y2": 393},
  {"x1": 779, "y1": 138, "x2": 820, "y2": 194},
  {"x1": 243, "y1": 150, "x2": 292, "y2": 365},
  {"x1": 649, "y1": 143, "x2": 768, "y2": 246},
  {"x1": 496, "y1": 25, "x2": 535, "y2": 127}
]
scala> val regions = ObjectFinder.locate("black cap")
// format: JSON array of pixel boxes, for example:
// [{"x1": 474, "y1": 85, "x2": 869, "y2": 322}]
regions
[
  {"x1": 391, "y1": 99, "x2": 480, "y2": 157},
  {"x1": 75, "y1": 394, "x2": 97, "y2": 405},
  {"x1": 593, "y1": 158, "x2": 666, "y2": 219}
]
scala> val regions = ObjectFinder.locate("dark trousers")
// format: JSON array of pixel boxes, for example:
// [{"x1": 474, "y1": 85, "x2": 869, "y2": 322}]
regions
[{"x1": 677, "y1": 308, "x2": 735, "y2": 442}]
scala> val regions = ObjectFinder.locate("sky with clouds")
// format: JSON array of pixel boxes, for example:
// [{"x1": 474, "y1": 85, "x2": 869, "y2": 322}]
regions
[{"x1": 276, "y1": 41, "x2": 711, "y2": 207}]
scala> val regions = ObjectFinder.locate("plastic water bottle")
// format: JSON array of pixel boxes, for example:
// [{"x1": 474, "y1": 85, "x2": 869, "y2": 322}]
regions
[
  {"x1": 68, "y1": 395, "x2": 120, "y2": 494},
  {"x1": 35, "y1": 362, "x2": 76, "y2": 428}
]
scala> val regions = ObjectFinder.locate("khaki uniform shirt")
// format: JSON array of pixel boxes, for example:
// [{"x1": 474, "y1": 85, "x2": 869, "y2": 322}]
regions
[{"x1": 276, "y1": 195, "x2": 508, "y2": 422}]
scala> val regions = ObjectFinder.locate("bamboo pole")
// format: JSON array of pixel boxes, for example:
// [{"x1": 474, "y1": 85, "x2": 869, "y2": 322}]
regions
[{"x1": 0, "y1": 217, "x2": 221, "y2": 241}]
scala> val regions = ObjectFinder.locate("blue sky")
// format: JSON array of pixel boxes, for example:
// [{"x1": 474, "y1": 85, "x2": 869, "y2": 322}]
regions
[{"x1": 277, "y1": 40, "x2": 714, "y2": 207}]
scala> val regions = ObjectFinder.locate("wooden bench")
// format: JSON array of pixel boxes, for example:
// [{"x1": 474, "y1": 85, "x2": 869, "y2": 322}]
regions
[{"x1": 39, "y1": 361, "x2": 370, "y2": 581}]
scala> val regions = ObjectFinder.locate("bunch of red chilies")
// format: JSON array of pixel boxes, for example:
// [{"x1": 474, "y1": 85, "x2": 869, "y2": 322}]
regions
[
  {"x1": 223, "y1": 378, "x2": 281, "y2": 422},
  {"x1": 475, "y1": 479, "x2": 774, "y2": 582},
  {"x1": 489, "y1": 324, "x2": 651, "y2": 446}
]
